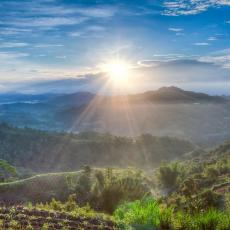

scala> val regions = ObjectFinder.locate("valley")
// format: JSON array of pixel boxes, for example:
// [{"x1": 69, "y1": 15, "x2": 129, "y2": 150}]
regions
[{"x1": 0, "y1": 87, "x2": 230, "y2": 147}]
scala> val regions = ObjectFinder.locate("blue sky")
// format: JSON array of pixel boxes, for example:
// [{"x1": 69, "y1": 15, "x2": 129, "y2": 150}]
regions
[{"x1": 0, "y1": 0, "x2": 230, "y2": 94}]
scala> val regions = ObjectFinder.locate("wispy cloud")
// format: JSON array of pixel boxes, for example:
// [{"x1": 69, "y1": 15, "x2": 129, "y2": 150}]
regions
[
  {"x1": 194, "y1": 42, "x2": 210, "y2": 46},
  {"x1": 0, "y1": 0, "x2": 117, "y2": 33},
  {"x1": 199, "y1": 49, "x2": 230, "y2": 68},
  {"x1": 207, "y1": 36, "x2": 218, "y2": 41},
  {"x1": 168, "y1": 27, "x2": 184, "y2": 32},
  {"x1": 55, "y1": 55, "x2": 66, "y2": 59},
  {"x1": 74, "y1": 7, "x2": 117, "y2": 18},
  {"x1": 34, "y1": 44, "x2": 64, "y2": 48},
  {"x1": 0, "y1": 51, "x2": 29, "y2": 59},
  {"x1": 0, "y1": 42, "x2": 29, "y2": 48},
  {"x1": 0, "y1": 28, "x2": 32, "y2": 36},
  {"x1": 164, "y1": 0, "x2": 230, "y2": 16},
  {"x1": 87, "y1": 26, "x2": 106, "y2": 32},
  {"x1": 69, "y1": 31, "x2": 84, "y2": 37},
  {"x1": 69, "y1": 25, "x2": 106, "y2": 37},
  {"x1": 4, "y1": 17, "x2": 87, "y2": 28}
]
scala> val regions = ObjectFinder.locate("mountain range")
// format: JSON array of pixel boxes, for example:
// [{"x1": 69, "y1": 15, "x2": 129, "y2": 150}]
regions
[{"x1": 0, "y1": 86, "x2": 229, "y2": 146}]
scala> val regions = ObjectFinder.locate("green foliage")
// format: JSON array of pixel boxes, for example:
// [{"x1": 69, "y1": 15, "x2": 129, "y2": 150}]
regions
[
  {"x1": 36, "y1": 194, "x2": 97, "y2": 217},
  {"x1": 114, "y1": 199, "x2": 230, "y2": 230},
  {"x1": 0, "y1": 168, "x2": 151, "y2": 211},
  {"x1": 0, "y1": 159, "x2": 17, "y2": 182},
  {"x1": 0, "y1": 124, "x2": 194, "y2": 173},
  {"x1": 205, "y1": 166, "x2": 219, "y2": 181},
  {"x1": 157, "y1": 162, "x2": 180, "y2": 188},
  {"x1": 75, "y1": 168, "x2": 151, "y2": 213},
  {"x1": 114, "y1": 198, "x2": 160, "y2": 228},
  {"x1": 194, "y1": 209, "x2": 220, "y2": 230}
]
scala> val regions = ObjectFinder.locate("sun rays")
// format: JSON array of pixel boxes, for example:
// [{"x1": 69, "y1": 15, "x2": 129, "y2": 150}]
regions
[{"x1": 100, "y1": 59, "x2": 132, "y2": 87}]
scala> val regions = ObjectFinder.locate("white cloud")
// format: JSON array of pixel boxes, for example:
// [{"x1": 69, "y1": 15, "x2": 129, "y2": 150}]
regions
[
  {"x1": 56, "y1": 55, "x2": 66, "y2": 59},
  {"x1": 5, "y1": 17, "x2": 87, "y2": 28},
  {"x1": 0, "y1": 28, "x2": 32, "y2": 35},
  {"x1": 0, "y1": 0, "x2": 117, "y2": 31},
  {"x1": 137, "y1": 60, "x2": 160, "y2": 67},
  {"x1": 34, "y1": 44, "x2": 64, "y2": 48},
  {"x1": 0, "y1": 42, "x2": 29, "y2": 48},
  {"x1": 207, "y1": 36, "x2": 218, "y2": 41},
  {"x1": 74, "y1": 7, "x2": 117, "y2": 18},
  {"x1": 194, "y1": 42, "x2": 210, "y2": 46},
  {"x1": 0, "y1": 51, "x2": 29, "y2": 59},
  {"x1": 168, "y1": 27, "x2": 184, "y2": 32},
  {"x1": 69, "y1": 31, "x2": 84, "y2": 37},
  {"x1": 164, "y1": 0, "x2": 230, "y2": 16},
  {"x1": 199, "y1": 53, "x2": 230, "y2": 68},
  {"x1": 87, "y1": 26, "x2": 106, "y2": 32},
  {"x1": 69, "y1": 26, "x2": 105, "y2": 37}
]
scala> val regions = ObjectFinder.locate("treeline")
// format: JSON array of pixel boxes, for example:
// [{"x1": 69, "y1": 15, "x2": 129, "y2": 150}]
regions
[{"x1": 0, "y1": 123, "x2": 193, "y2": 173}]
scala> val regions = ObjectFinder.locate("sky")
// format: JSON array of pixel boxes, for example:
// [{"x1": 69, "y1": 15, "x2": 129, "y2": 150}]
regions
[{"x1": 0, "y1": 0, "x2": 230, "y2": 94}]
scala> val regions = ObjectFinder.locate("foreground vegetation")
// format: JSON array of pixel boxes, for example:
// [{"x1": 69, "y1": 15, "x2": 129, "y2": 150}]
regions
[
  {"x1": 0, "y1": 204, "x2": 118, "y2": 229},
  {"x1": 113, "y1": 139, "x2": 229, "y2": 229},
  {"x1": 0, "y1": 167, "x2": 151, "y2": 214},
  {"x1": 0, "y1": 125, "x2": 229, "y2": 229},
  {"x1": 0, "y1": 123, "x2": 193, "y2": 174},
  {"x1": 114, "y1": 198, "x2": 230, "y2": 230}
]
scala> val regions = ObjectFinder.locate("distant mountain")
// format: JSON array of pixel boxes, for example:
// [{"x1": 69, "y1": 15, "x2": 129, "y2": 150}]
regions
[
  {"x1": 1, "y1": 87, "x2": 226, "y2": 106},
  {"x1": 0, "y1": 87, "x2": 229, "y2": 146},
  {"x1": 128, "y1": 86, "x2": 227, "y2": 104},
  {"x1": 223, "y1": 95, "x2": 230, "y2": 100},
  {"x1": 0, "y1": 93, "x2": 58, "y2": 105},
  {"x1": 49, "y1": 92, "x2": 96, "y2": 106},
  {"x1": 49, "y1": 87, "x2": 227, "y2": 107}
]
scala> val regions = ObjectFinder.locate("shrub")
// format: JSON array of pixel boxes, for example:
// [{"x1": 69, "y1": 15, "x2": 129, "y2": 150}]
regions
[
  {"x1": 173, "y1": 212, "x2": 194, "y2": 230},
  {"x1": 76, "y1": 168, "x2": 151, "y2": 214},
  {"x1": 216, "y1": 213, "x2": 230, "y2": 230},
  {"x1": 205, "y1": 167, "x2": 219, "y2": 181},
  {"x1": 157, "y1": 162, "x2": 179, "y2": 188},
  {"x1": 114, "y1": 198, "x2": 160, "y2": 228},
  {"x1": 194, "y1": 209, "x2": 220, "y2": 230},
  {"x1": 158, "y1": 208, "x2": 173, "y2": 230}
]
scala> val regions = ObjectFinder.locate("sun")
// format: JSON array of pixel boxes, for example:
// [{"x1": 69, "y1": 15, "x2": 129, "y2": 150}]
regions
[{"x1": 101, "y1": 59, "x2": 131, "y2": 85}]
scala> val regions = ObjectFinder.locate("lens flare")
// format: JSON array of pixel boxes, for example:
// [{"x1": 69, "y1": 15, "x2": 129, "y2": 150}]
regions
[{"x1": 101, "y1": 60, "x2": 131, "y2": 85}]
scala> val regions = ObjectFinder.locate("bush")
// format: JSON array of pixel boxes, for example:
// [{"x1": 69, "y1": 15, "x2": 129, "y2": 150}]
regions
[
  {"x1": 114, "y1": 198, "x2": 160, "y2": 228},
  {"x1": 114, "y1": 199, "x2": 230, "y2": 230},
  {"x1": 205, "y1": 167, "x2": 219, "y2": 181},
  {"x1": 173, "y1": 212, "x2": 194, "y2": 230},
  {"x1": 157, "y1": 162, "x2": 179, "y2": 188},
  {"x1": 75, "y1": 168, "x2": 151, "y2": 214},
  {"x1": 194, "y1": 209, "x2": 220, "y2": 230}
]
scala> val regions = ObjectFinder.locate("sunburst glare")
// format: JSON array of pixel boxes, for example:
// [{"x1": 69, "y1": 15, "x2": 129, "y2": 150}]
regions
[{"x1": 101, "y1": 59, "x2": 131, "y2": 86}]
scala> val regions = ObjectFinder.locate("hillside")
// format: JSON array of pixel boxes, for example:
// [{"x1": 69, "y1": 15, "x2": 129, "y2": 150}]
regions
[
  {"x1": 58, "y1": 100, "x2": 230, "y2": 146},
  {"x1": 0, "y1": 124, "x2": 194, "y2": 174},
  {"x1": 0, "y1": 168, "x2": 151, "y2": 211},
  {"x1": 0, "y1": 140, "x2": 228, "y2": 229},
  {"x1": 49, "y1": 86, "x2": 227, "y2": 105},
  {"x1": 0, "y1": 205, "x2": 118, "y2": 229},
  {"x1": 0, "y1": 87, "x2": 229, "y2": 146},
  {"x1": 0, "y1": 139, "x2": 229, "y2": 207},
  {"x1": 131, "y1": 86, "x2": 226, "y2": 103}
]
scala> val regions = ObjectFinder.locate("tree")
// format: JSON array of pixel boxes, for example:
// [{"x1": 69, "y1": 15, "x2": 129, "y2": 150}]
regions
[{"x1": 0, "y1": 159, "x2": 17, "y2": 182}]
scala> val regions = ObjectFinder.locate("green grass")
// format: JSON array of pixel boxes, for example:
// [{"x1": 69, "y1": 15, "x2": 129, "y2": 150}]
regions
[
  {"x1": 0, "y1": 167, "x2": 151, "y2": 212},
  {"x1": 114, "y1": 198, "x2": 160, "y2": 228},
  {"x1": 114, "y1": 198, "x2": 230, "y2": 230},
  {"x1": 0, "y1": 171, "x2": 81, "y2": 203}
]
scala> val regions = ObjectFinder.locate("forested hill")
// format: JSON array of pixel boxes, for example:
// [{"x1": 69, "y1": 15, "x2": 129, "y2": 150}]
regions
[{"x1": 0, "y1": 123, "x2": 194, "y2": 173}]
